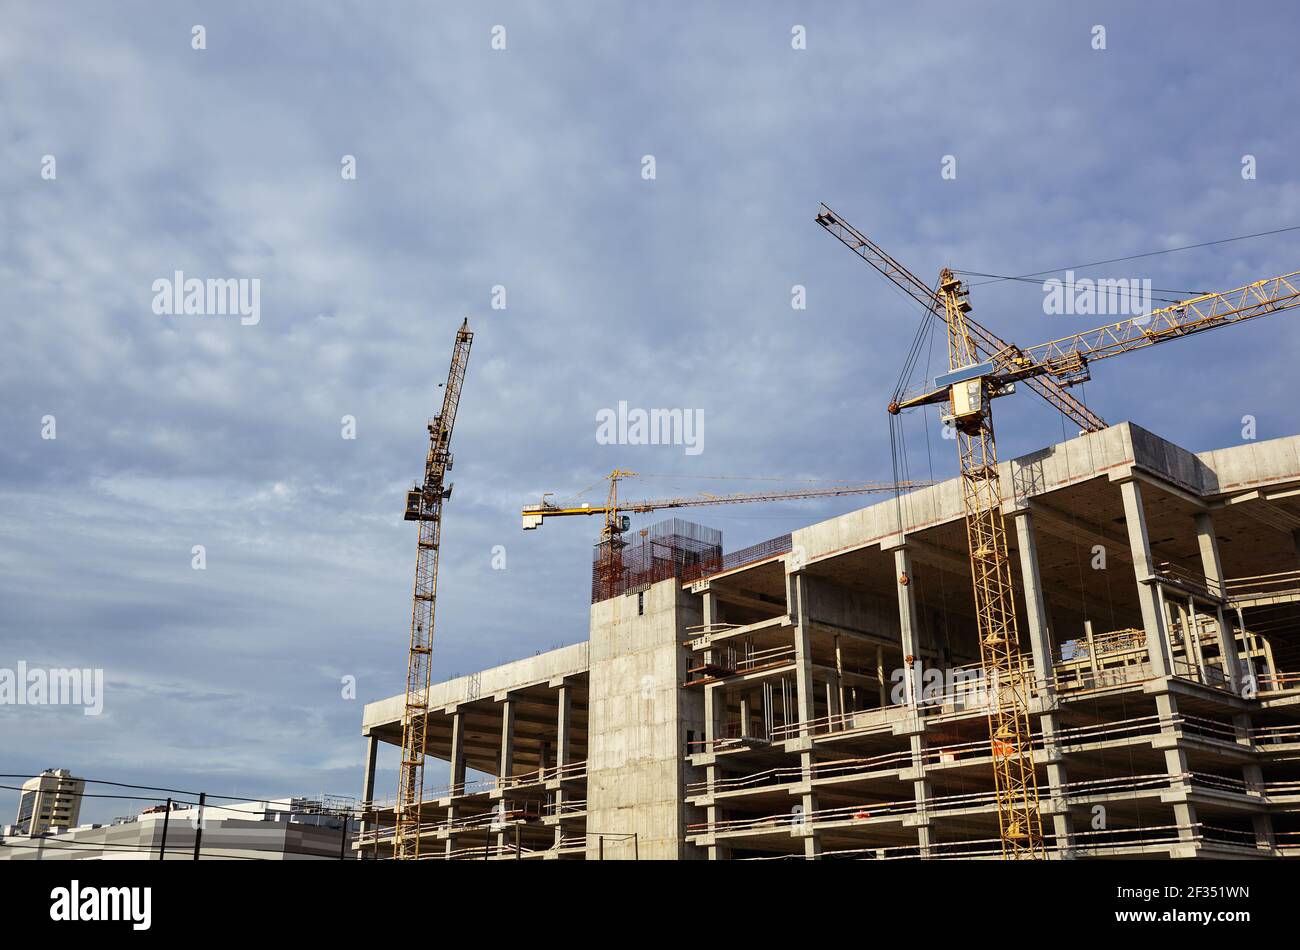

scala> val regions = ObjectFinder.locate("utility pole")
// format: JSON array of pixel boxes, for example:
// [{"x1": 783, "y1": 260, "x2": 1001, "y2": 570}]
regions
[
  {"x1": 192, "y1": 792, "x2": 205, "y2": 860},
  {"x1": 158, "y1": 798, "x2": 171, "y2": 860}
]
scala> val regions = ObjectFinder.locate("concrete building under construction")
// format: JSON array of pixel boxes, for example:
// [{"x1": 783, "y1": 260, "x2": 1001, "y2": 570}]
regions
[{"x1": 357, "y1": 422, "x2": 1300, "y2": 859}]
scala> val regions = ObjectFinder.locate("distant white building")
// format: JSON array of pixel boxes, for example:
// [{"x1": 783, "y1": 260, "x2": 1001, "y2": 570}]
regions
[
  {"x1": 0, "y1": 794, "x2": 359, "y2": 860},
  {"x1": 13, "y1": 769, "x2": 84, "y2": 837}
]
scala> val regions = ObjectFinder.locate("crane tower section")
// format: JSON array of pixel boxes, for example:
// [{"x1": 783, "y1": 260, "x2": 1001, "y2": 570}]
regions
[{"x1": 395, "y1": 318, "x2": 473, "y2": 860}]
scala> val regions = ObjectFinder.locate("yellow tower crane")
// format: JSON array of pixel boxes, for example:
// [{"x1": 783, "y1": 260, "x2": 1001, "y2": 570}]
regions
[
  {"x1": 818, "y1": 202, "x2": 1300, "y2": 859},
  {"x1": 523, "y1": 470, "x2": 933, "y2": 600},
  {"x1": 395, "y1": 318, "x2": 473, "y2": 860}
]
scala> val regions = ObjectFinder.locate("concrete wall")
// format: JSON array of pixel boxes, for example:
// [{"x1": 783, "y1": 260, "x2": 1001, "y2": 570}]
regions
[
  {"x1": 585, "y1": 578, "x2": 703, "y2": 859},
  {"x1": 805, "y1": 574, "x2": 903, "y2": 644}
]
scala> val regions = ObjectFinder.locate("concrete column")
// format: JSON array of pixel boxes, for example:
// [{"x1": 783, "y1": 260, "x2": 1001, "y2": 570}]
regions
[
  {"x1": 1185, "y1": 597, "x2": 1207, "y2": 681},
  {"x1": 1039, "y1": 720, "x2": 1075, "y2": 854},
  {"x1": 556, "y1": 685, "x2": 571, "y2": 769},
  {"x1": 1196, "y1": 513, "x2": 1226, "y2": 597},
  {"x1": 446, "y1": 711, "x2": 465, "y2": 854},
  {"x1": 496, "y1": 698, "x2": 517, "y2": 856},
  {"x1": 449, "y1": 711, "x2": 466, "y2": 794},
  {"x1": 894, "y1": 548, "x2": 922, "y2": 706},
  {"x1": 739, "y1": 694, "x2": 751, "y2": 739},
  {"x1": 1155, "y1": 693, "x2": 1199, "y2": 847},
  {"x1": 1120, "y1": 480, "x2": 1172, "y2": 677},
  {"x1": 553, "y1": 683, "x2": 571, "y2": 851},
  {"x1": 358, "y1": 733, "x2": 378, "y2": 844},
  {"x1": 1012, "y1": 509, "x2": 1055, "y2": 691},
  {"x1": 1233, "y1": 606, "x2": 1257, "y2": 693},
  {"x1": 703, "y1": 683, "x2": 724, "y2": 746},
  {"x1": 790, "y1": 571, "x2": 816, "y2": 731},
  {"x1": 498, "y1": 697, "x2": 515, "y2": 787},
  {"x1": 1171, "y1": 600, "x2": 1190, "y2": 672},
  {"x1": 702, "y1": 589, "x2": 719, "y2": 628},
  {"x1": 1009, "y1": 510, "x2": 1074, "y2": 853},
  {"x1": 891, "y1": 547, "x2": 932, "y2": 856},
  {"x1": 1084, "y1": 620, "x2": 1099, "y2": 677},
  {"x1": 825, "y1": 673, "x2": 842, "y2": 724},
  {"x1": 909, "y1": 732, "x2": 933, "y2": 857},
  {"x1": 1233, "y1": 713, "x2": 1275, "y2": 852},
  {"x1": 1156, "y1": 584, "x2": 1177, "y2": 673},
  {"x1": 834, "y1": 635, "x2": 846, "y2": 724},
  {"x1": 705, "y1": 742, "x2": 722, "y2": 861},
  {"x1": 876, "y1": 646, "x2": 886, "y2": 708},
  {"x1": 801, "y1": 784, "x2": 821, "y2": 859},
  {"x1": 1195, "y1": 512, "x2": 1240, "y2": 692}
]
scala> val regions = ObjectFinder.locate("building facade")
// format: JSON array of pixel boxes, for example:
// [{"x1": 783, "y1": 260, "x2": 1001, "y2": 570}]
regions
[
  {"x1": 14, "y1": 769, "x2": 84, "y2": 837},
  {"x1": 358, "y1": 423, "x2": 1300, "y2": 859}
]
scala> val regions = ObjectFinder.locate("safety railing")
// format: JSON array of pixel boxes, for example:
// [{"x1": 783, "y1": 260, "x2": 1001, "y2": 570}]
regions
[
  {"x1": 1226, "y1": 568, "x2": 1300, "y2": 605},
  {"x1": 692, "y1": 772, "x2": 1234, "y2": 838},
  {"x1": 498, "y1": 759, "x2": 587, "y2": 791},
  {"x1": 543, "y1": 799, "x2": 588, "y2": 817}
]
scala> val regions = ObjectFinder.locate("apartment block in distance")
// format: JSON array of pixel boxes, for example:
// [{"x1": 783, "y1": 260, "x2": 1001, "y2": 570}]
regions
[{"x1": 13, "y1": 769, "x2": 84, "y2": 837}]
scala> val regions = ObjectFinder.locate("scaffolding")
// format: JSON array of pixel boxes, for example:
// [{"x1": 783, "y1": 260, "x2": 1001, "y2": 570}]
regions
[{"x1": 591, "y1": 518, "x2": 722, "y2": 603}]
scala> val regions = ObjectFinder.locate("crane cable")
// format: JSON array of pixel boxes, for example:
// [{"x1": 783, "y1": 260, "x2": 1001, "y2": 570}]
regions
[{"x1": 957, "y1": 223, "x2": 1300, "y2": 288}]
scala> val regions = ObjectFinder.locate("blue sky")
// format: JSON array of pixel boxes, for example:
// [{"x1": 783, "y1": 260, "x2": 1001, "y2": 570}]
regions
[{"x1": 2, "y1": 1, "x2": 1299, "y2": 824}]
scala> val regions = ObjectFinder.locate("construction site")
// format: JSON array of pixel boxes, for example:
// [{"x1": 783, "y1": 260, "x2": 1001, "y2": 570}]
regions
[{"x1": 356, "y1": 206, "x2": 1300, "y2": 861}]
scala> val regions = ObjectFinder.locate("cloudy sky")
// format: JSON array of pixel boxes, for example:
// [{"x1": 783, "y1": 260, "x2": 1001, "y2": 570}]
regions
[{"x1": 2, "y1": 2, "x2": 1298, "y2": 825}]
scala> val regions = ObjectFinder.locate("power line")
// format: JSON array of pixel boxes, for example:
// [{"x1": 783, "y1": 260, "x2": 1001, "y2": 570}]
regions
[
  {"x1": 959, "y1": 224, "x2": 1300, "y2": 287},
  {"x1": 0, "y1": 773, "x2": 316, "y2": 807},
  {"x1": 0, "y1": 782, "x2": 198, "y2": 807}
]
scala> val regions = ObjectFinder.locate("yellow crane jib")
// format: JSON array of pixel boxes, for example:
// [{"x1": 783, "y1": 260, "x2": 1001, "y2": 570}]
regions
[
  {"x1": 816, "y1": 202, "x2": 1108, "y2": 434},
  {"x1": 521, "y1": 470, "x2": 935, "y2": 532}
]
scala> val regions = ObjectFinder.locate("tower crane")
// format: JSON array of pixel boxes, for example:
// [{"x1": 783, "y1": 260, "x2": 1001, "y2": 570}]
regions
[
  {"x1": 816, "y1": 204, "x2": 1107, "y2": 433},
  {"x1": 818, "y1": 201, "x2": 1300, "y2": 859},
  {"x1": 395, "y1": 318, "x2": 473, "y2": 860},
  {"x1": 523, "y1": 470, "x2": 933, "y2": 600}
]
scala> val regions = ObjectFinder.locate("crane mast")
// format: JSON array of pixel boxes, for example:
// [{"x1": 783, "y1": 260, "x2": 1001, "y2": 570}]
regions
[
  {"x1": 394, "y1": 318, "x2": 473, "y2": 860},
  {"x1": 938, "y1": 270, "x2": 1044, "y2": 858}
]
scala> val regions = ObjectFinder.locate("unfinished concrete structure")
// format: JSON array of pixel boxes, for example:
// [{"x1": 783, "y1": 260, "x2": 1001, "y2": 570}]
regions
[{"x1": 358, "y1": 423, "x2": 1300, "y2": 859}]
